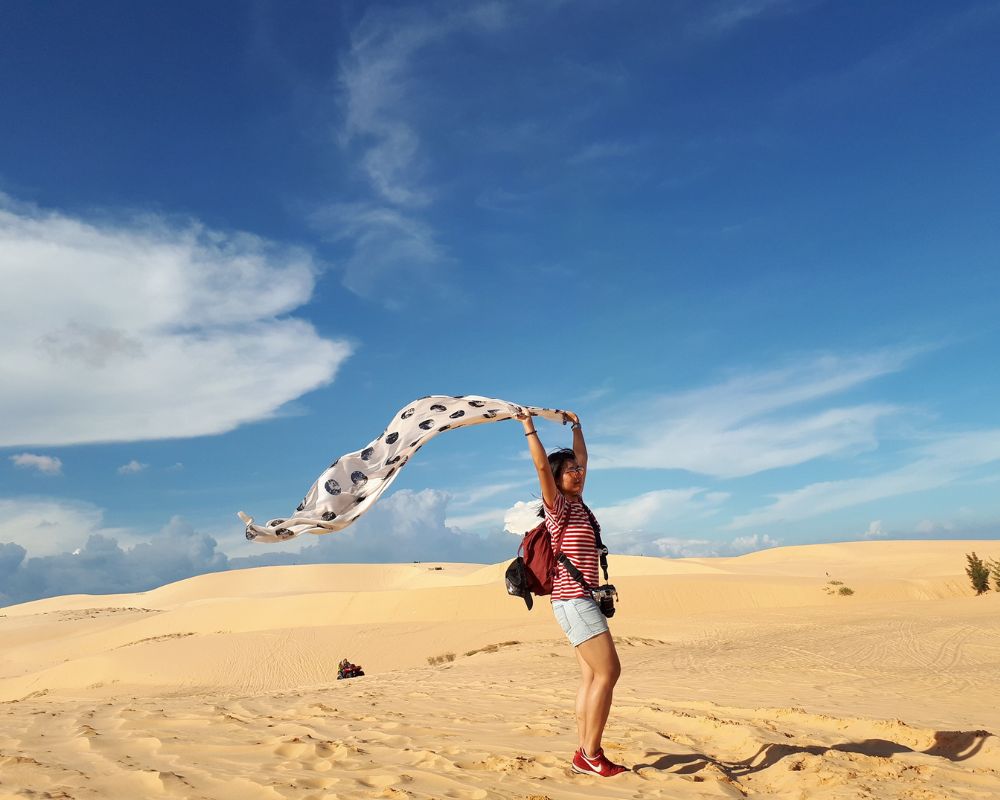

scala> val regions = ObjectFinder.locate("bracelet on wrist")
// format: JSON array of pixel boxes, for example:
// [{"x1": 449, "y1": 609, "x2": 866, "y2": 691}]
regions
[
  {"x1": 571, "y1": 422, "x2": 582, "y2": 431},
  {"x1": 525, "y1": 430, "x2": 538, "y2": 437}
]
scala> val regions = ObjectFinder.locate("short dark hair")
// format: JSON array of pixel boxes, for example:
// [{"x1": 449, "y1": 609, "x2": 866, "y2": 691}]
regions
[
  {"x1": 547, "y1": 448, "x2": 577, "y2": 483},
  {"x1": 537, "y1": 448, "x2": 580, "y2": 519}
]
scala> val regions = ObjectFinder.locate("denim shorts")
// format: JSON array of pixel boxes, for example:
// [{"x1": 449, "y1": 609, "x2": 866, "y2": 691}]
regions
[{"x1": 552, "y1": 597, "x2": 609, "y2": 647}]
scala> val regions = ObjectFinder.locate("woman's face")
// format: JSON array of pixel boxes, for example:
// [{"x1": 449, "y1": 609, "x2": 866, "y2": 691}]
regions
[{"x1": 558, "y1": 459, "x2": 585, "y2": 497}]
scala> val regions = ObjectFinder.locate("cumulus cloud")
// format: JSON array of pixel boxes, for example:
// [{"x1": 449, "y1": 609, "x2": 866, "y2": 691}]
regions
[
  {"x1": 117, "y1": 460, "x2": 149, "y2": 475},
  {"x1": 503, "y1": 500, "x2": 543, "y2": 534},
  {"x1": 648, "y1": 536, "x2": 715, "y2": 557},
  {"x1": 0, "y1": 490, "x2": 522, "y2": 607},
  {"x1": 727, "y1": 533, "x2": 781, "y2": 553},
  {"x1": 0, "y1": 517, "x2": 228, "y2": 607},
  {"x1": 864, "y1": 520, "x2": 886, "y2": 538},
  {"x1": 266, "y1": 489, "x2": 517, "y2": 565},
  {"x1": 9, "y1": 453, "x2": 62, "y2": 475},
  {"x1": 915, "y1": 518, "x2": 955, "y2": 535},
  {"x1": 0, "y1": 497, "x2": 125, "y2": 557},
  {"x1": 0, "y1": 197, "x2": 352, "y2": 447},
  {"x1": 590, "y1": 349, "x2": 919, "y2": 478}
]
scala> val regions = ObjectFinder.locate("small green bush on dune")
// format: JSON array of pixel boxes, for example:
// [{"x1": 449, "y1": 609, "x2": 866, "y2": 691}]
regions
[
  {"x1": 989, "y1": 558, "x2": 1000, "y2": 593},
  {"x1": 966, "y1": 552, "x2": 990, "y2": 595}
]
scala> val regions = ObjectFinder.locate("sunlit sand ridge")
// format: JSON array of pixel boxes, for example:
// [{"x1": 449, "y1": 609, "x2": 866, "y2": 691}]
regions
[{"x1": 2, "y1": 539, "x2": 999, "y2": 799}]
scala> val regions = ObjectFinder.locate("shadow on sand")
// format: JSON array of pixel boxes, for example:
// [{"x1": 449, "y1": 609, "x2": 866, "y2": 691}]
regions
[{"x1": 634, "y1": 728, "x2": 994, "y2": 782}]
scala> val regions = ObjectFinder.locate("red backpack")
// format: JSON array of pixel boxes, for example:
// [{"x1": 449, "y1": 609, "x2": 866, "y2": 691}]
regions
[
  {"x1": 504, "y1": 506, "x2": 608, "y2": 610},
  {"x1": 520, "y1": 521, "x2": 559, "y2": 596}
]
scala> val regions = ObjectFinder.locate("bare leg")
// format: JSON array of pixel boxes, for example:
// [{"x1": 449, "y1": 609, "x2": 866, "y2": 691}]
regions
[
  {"x1": 574, "y1": 647, "x2": 595, "y2": 750},
  {"x1": 575, "y1": 631, "x2": 621, "y2": 757}
]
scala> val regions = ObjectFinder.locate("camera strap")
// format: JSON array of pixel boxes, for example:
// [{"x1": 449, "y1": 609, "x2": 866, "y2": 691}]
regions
[
  {"x1": 555, "y1": 546, "x2": 610, "y2": 593},
  {"x1": 556, "y1": 552, "x2": 596, "y2": 592}
]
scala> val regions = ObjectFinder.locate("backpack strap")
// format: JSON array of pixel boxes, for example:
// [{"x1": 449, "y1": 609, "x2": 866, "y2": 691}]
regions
[
  {"x1": 581, "y1": 502, "x2": 610, "y2": 583},
  {"x1": 552, "y1": 502, "x2": 609, "y2": 592}
]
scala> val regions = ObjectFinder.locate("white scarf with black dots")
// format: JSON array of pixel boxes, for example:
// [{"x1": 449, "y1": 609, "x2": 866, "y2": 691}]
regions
[{"x1": 238, "y1": 395, "x2": 569, "y2": 543}]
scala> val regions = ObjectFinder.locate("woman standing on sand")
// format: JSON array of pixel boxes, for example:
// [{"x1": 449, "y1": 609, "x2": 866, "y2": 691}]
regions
[{"x1": 517, "y1": 410, "x2": 627, "y2": 777}]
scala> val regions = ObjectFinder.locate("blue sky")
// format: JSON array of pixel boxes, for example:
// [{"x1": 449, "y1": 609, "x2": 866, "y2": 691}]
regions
[{"x1": 2, "y1": 0, "x2": 999, "y2": 603}]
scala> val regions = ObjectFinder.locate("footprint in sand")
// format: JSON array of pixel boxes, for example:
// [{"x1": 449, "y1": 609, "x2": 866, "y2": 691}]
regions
[
  {"x1": 292, "y1": 775, "x2": 337, "y2": 790},
  {"x1": 357, "y1": 774, "x2": 400, "y2": 789},
  {"x1": 462, "y1": 754, "x2": 555, "y2": 777},
  {"x1": 274, "y1": 738, "x2": 311, "y2": 759},
  {"x1": 405, "y1": 750, "x2": 459, "y2": 770},
  {"x1": 513, "y1": 723, "x2": 557, "y2": 737}
]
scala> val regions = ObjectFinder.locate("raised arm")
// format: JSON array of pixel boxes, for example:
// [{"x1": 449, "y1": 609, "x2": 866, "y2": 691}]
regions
[
  {"x1": 564, "y1": 411, "x2": 587, "y2": 469},
  {"x1": 518, "y1": 413, "x2": 558, "y2": 510}
]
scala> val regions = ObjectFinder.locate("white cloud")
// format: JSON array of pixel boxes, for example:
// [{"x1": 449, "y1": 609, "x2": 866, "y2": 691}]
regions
[
  {"x1": 593, "y1": 488, "x2": 728, "y2": 531},
  {"x1": 692, "y1": 0, "x2": 821, "y2": 37},
  {"x1": 240, "y1": 488, "x2": 518, "y2": 564},
  {"x1": 9, "y1": 453, "x2": 62, "y2": 475},
  {"x1": 448, "y1": 480, "x2": 530, "y2": 508},
  {"x1": 0, "y1": 197, "x2": 352, "y2": 447},
  {"x1": 863, "y1": 520, "x2": 886, "y2": 538},
  {"x1": 446, "y1": 507, "x2": 510, "y2": 530},
  {"x1": 445, "y1": 480, "x2": 535, "y2": 532},
  {"x1": 339, "y1": 4, "x2": 508, "y2": 207},
  {"x1": 648, "y1": 532, "x2": 780, "y2": 558},
  {"x1": 310, "y1": 202, "x2": 447, "y2": 305},
  {"x1": 117, "y1": 460, "x2": 149, "y2": 475},
  {"x1": 568, "y1": 139, "x2": 639, "y2": 165},
  {"x1": 0, "y1": 516, "x2": 229, "y2": 606},
  {"x1": 0, "y1": 497, "x2": 122, "y2": 556},
  {"x1": 323, "y1": 4, "x2": 513, "y2": 302},
  {"x1": 503, "y1": 500, "x2": 543, "y2": 534},
  {"x1": 649, "y1": 536, "x2": 715, "y2": 557},
  {"x1": 727, "y1": 533, "x2": 781, "y2": 553},
  {"x1": 727, "y1": 429, "x2": 1000, "y2": 530},
  {"x1": 590, "y1": 349, "x2": 919, "y2": 478},
  {"x1": 0, "y1": 491, "x2": 524, "y2": 605},
  {"x1": 915, "y1": 518, "x2": 955, "y2": 535},
  {"x1": 499, "y1": 487, "x2": 731, "y2": 549}
]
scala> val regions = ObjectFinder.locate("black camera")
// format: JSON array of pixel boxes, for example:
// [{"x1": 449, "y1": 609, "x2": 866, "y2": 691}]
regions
[{"x1": 593, "y1": 584, "x2": 618, "y2": 618}]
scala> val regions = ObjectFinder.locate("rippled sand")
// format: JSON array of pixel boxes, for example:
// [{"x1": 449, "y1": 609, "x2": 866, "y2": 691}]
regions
[{"x1": 2, "y1": 540, "x2": 999, "y2": 799}]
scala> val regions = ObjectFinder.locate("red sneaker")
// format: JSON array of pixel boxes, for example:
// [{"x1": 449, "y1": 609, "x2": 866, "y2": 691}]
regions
[{"x1": 572, "y1": 748, "x2": 628, "y2": 777}]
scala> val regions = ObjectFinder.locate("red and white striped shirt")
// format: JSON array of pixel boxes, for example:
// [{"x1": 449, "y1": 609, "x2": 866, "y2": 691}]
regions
[{"x1": 544, "y1": 492, "x2": 600, "y2": 601}]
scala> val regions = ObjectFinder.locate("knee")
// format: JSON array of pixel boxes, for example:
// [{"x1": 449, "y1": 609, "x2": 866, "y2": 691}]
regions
[{"x1": 594, "y1": 662, "x2": 621, "y2": 687}]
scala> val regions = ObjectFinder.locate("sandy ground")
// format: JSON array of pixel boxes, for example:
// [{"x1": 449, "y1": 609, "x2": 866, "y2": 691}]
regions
[{"x1": 2, "y1": 539, "x2": 999, "y2": 799}]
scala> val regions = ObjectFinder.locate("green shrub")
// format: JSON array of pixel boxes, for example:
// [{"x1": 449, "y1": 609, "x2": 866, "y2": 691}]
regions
[
  {"x1": 837, "y1": 586, "x2": 854, "y2": 596},
  {"x1": 966, "y1": 552, "x2": 990, "y2": 595},
  {"x1": 989, "y1": 558, "x2": 1000, "y2": 592}
]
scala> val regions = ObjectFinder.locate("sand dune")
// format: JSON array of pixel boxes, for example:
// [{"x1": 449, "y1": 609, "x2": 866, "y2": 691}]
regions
[{"x1": 2, "y1": 539, "x2": 999, "y2": 798}]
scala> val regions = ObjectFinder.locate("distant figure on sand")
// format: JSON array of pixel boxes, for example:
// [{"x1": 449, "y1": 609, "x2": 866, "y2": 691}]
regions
[{"x1": 517, "y1": 410, "x2": 628, "y2": 777}]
